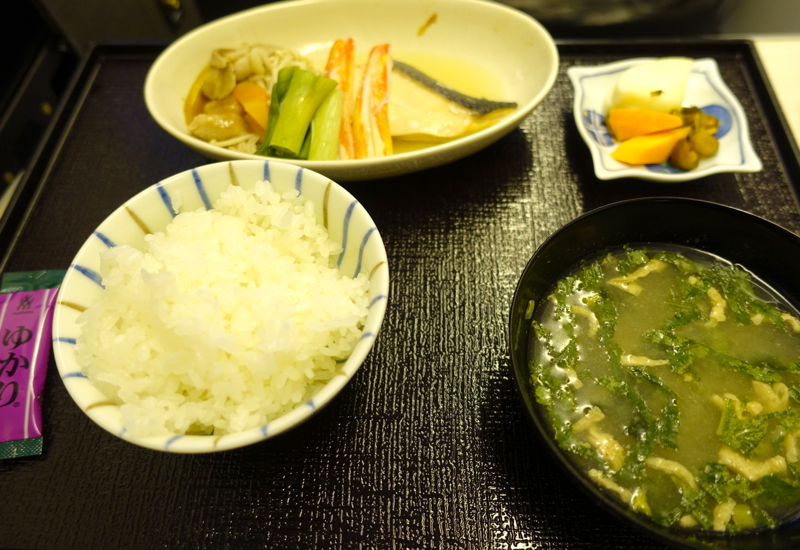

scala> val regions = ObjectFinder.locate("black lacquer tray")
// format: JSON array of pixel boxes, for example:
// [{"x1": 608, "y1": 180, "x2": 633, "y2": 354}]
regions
[{"x1": 1, "y1": 40, "x2": 799, "y2": 550}]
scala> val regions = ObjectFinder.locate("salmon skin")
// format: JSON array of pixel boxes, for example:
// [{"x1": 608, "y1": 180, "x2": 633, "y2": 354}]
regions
[{"x1": 393, "y1": 60, "x2": 517, "y2": 116}]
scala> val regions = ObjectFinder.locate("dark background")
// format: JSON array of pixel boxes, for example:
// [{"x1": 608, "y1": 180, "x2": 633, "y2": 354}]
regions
[
  {"x1": 2, "y1": 2, "x2": 800, "y2": 550},
  {"x1": 3, "y1": 38, "x2": 799, "y2": 549}
]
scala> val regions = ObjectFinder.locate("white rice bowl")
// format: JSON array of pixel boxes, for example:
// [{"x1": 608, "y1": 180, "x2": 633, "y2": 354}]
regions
[
  {"x1": 53, "y1": 160, "x2": 388, "y2": 453},
  {"x1": 74, "y1": 181, "x2": 369, "y2": 438}
]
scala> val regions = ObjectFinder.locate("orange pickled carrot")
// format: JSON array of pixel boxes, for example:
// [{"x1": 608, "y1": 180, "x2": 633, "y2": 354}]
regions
[
  {"x1": 605, "y1": 107, "x2": 683, "y2": 142},
  {"x1": 611, "y1": 126, "x2": 691, "y2": 165},
  {"x1": 325, "y1": 38, "x2": 356, "y2": 160},
  {"x1": 353, "y1": 44, "x2": 392, "y2": 159}
]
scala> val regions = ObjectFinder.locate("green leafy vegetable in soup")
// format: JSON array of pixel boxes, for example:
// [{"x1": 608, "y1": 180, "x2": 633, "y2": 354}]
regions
[{"x1": 528, "y1": 245, "x2": 800, "y2": 533}]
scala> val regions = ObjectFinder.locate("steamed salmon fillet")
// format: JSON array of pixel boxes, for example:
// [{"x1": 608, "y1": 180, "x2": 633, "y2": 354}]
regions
[
  {"x1": 325, "y1": 38, "x2": 356, "y2": 160},
  {"x1": 353, "y1": 44, "x2": 392, "y2": 159}
]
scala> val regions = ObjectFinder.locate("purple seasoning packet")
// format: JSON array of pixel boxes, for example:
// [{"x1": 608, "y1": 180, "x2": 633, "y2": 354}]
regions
[{"x1": 0, "y1": 287, "x2": 60, "y2": 459}]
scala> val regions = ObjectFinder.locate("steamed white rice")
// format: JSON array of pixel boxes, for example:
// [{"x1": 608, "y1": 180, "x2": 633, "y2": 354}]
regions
[{"x1": 75, "y1": 181, "x2": 369, "y2": 437}]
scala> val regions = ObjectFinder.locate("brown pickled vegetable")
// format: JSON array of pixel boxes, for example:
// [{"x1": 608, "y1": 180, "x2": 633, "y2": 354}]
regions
[
  {"x1": 669, "y1": 138, "x2": 699, "y2": 170},
  {"x1": 690, "y1": 130, "x2": 719, "y2": 159},
  {"x1": 678, "y1": 107, "x2": 719, "y2": 134},
  {"x1": 666, "y1": 107, "x2": 720, "y2": 171}
]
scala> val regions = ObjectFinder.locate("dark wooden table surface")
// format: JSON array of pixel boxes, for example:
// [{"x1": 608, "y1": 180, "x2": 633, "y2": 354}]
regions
[{"x1": 0, "y1": 40, "x2": 798, "y2": 549}]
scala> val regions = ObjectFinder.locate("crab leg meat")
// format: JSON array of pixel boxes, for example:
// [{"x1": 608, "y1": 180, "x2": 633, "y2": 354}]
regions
[
  {"x1": 324, "y1": 38, "x2": 356, "y2": 160},
  {"x1": 353, "y1": 44, "x2": 392, "y2": 159}
]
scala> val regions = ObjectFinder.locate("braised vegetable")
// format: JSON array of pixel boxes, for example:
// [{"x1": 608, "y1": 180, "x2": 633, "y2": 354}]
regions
[
  {"x1": 183, "y1": 44, "x2": 314, "y2": 149},
  {"x1": 269, "y1": 69, "x2": 338, "y2": 156},
  {"x1": 256, "y1": 67, "x2": 293, "y2": 157},
  {"x1": 254, "y1": 67, "x2": 341, "y2": 160},
  {"x1": 309, "y1": 88, "x2": 344, "y2": 161},
  {"x1": 231, "y1": 82, "x2": 269, "y2": 138}
]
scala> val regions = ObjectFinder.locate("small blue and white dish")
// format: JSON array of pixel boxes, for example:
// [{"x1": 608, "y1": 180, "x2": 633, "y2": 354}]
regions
[
  {"x1": 52, "y1": 160, "x2": 389, "y2": 453},
  {"x1": 567, "y1": 57, "x2": 762, "y2": 182}
]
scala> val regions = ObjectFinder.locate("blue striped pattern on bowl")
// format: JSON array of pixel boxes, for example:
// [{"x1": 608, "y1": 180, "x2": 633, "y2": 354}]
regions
[{"x1": 51, "y1": 160, "x2": 389, "y2": 453}]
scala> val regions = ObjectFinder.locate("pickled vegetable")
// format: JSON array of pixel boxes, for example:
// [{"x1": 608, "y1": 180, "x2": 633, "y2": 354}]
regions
[
  {"x1": 610, "y1": 58, "x2": 694, "y2": 112},
  {"x1": 606, "y1": 107, "x2": 684, "y2": 142},
  {"x1": 669, "y1": 138, "x2": 699, "y2": 171},
  {"x1": 611, "y1": 126, "x2": 691, "y2": 165},
  {"x1": 691, "y1": 130, "x2": 720, "y2": 159},
  {"x1": 608, "y1": 107, "x2": 721, "y2": 170}
]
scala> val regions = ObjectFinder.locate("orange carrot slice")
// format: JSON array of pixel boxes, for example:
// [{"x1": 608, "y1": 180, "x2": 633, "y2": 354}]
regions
[
  {"x1": 353, "y1": 44, "x2": 393, "y2": 159},
  {"x1": 232, "y1": 82, "x2": 270, "y2": 134},
  {"x1": 244, "y1": 113, "x2": 266, "y2": 139},
  {"x1": 605, "y1": 107, "x2": 684, "y2": 142},
  {"x1": 325, "y1": 38, "x2": 355, "y2": 160},
  {"x1": 611, "y1": 126, "x2": 691, "y2": 165}
]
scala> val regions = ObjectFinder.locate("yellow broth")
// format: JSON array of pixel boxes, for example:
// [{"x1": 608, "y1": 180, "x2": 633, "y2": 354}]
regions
[{"x1": 527, "y1": 245, "x2": 800, "y2": 533}]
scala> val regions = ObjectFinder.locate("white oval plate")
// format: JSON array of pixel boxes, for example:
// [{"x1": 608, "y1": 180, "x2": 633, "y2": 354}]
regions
[
  {"x1": 567, "y1": 57, "x2": 763, "y2": 182},
  {"x1": 144, "y1": 0, "x2": 558, "y2": 182}
]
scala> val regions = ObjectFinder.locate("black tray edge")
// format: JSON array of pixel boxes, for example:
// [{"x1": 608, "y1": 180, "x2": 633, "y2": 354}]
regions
[
  {"x1": 0, "y1": 43, "x2": 167, "y2": 274},
  {"x1": 739, "y1": 40, "x2": 800, "y2": 210}
]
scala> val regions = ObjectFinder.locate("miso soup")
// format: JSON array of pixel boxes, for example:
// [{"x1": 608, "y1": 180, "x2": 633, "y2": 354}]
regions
[{"x1": 527, "y1": 245, "x2": 800, "y2": 533}]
